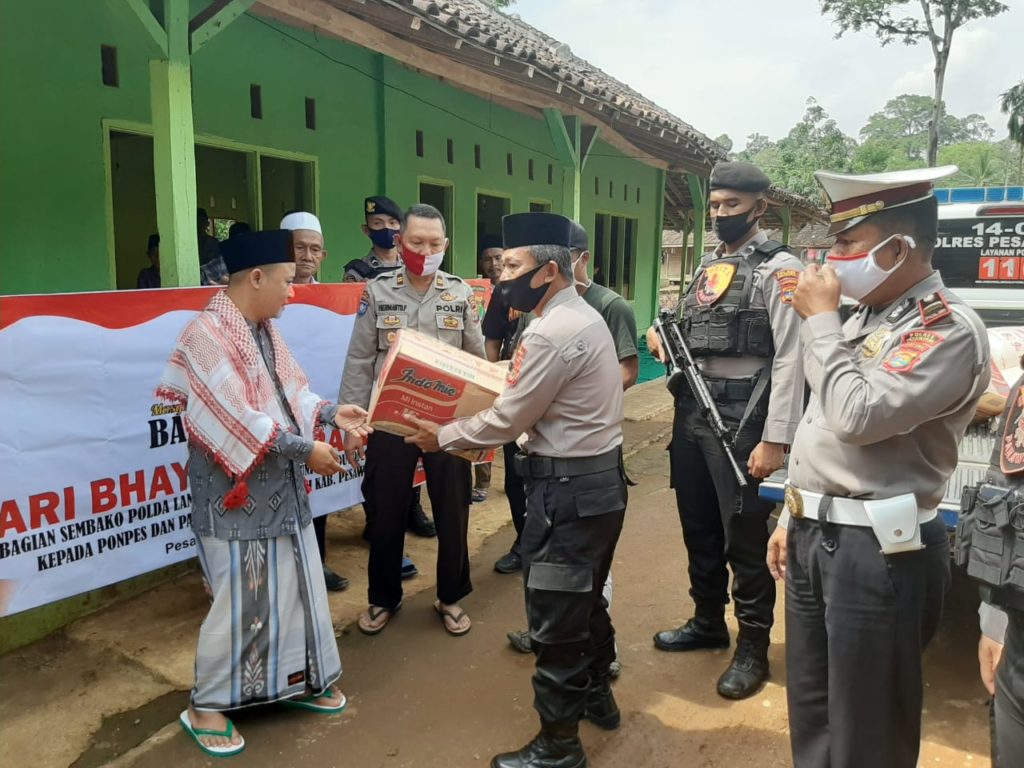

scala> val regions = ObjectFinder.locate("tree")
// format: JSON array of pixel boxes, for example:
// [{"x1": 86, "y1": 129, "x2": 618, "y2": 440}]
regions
[
  {"x1": 714, "y1": 134, "x2": 735, "y2": 154},
  {"x1": 736, "y1": 133, "x2": 773, "y2": 160},
  {"x1": 820, "y1": 0, "x2": 1009, "y2": 167},
  {"x1": 1002, "y1": 81, "x2": 1024, "y2": 180},
  {"x1": 859, "y1": 94, "x2": 994, "y2": 162}
]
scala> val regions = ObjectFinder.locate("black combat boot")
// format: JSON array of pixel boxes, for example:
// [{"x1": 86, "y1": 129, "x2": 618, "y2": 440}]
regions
[
  {"x1": 582, "y1": 674, "x2": 620, "y2": 730},
  {"x1": 490, "y1": 721, "x2": 587, "y2": 768},
  {"x1": 716, "y1": 633, "x2": 770, "y2": 700},
  {"x1": 653, "y1": 607, "x2": 730, "y2": 652}
]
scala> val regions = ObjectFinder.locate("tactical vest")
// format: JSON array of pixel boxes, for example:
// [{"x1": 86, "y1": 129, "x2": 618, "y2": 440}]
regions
[
  {"x1": 957, "y1": 371, "x2": 1024, "y2": 611},
  {"x1": 681, "y1": 240, "x2": 786, "y2": 358}
]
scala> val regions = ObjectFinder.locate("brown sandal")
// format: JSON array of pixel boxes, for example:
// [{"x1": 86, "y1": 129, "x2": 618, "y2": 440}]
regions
[
  {"x1": 434, "y1": 601, "x2": 471, "y2": 636},
  {"x1": 358, "y1": 603, "x2": 400, "y2": 635}
]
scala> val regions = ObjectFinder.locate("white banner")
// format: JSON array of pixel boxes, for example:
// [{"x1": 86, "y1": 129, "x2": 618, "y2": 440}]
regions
[{"x1": 0, "y1": 285, "x2": 370, "y2": 616}]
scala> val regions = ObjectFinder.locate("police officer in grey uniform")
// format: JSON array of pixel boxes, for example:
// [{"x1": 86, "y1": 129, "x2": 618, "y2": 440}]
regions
[
  {"x1": 768, "y1": 166, "x2": 990, "y2": 768},
  {"x1": 647, "y1": 161, "x2": 805, "y2": 699},
  {"x1": 405, "y1": 212, "x2": 627, "y2": 768},
  {"x1": 340, "y1": 203, "x2": 485, "y2": 637},
  {"x1": 342, "y1": 195, "x2": 404, "y2": 282},
  {"x1": 961, "y1": 366, "x2": 1024, "y2": 766}
]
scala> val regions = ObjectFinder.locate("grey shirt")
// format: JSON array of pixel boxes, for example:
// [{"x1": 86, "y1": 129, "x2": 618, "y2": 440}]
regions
[
  {"x1": 438, "y1": 287, "x2": 624, "y2": 458},
  {"x1": 783, "y1": 272, "x2": 990, "y2": 528},
  {"x1": 342, "y1": 248, "x2": 402, "y2": 282},
  {"x1": 687, "y1": 231, "x2": 806, "y2": 444},
  {"x1": 340, "y1": 267, "x2": 486, "y2": 409},
  {"x1": 189, "y1": 322, "x2": 339, "y2": 541}
]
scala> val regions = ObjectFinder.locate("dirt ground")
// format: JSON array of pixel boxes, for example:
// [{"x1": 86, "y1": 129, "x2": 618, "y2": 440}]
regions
[{"x1": 56, "y1": 407, "x2": 993, "y2": 768}]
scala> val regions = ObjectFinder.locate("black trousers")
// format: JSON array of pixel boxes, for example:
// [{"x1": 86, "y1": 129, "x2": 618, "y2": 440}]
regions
[
  {"x1": 995, "y1": 609, "x2": 1024, "y2": 767},
  {"x1": 363, "y1": 432, "x2": 471, "y2": 610},
  {"x1": 786, "y1": 516, "x2": 949, "y2": 768},
  {"x1": 521, "y1": 463, "x2": 626, "y2": 725},
  {"x1": 313, "y1": 515, "x2": 327, "y2": 562},
  {"x1": 504, "y1": 441, "x2": 528, "y2": 551},
  {"x1": 668, "y1": 396, "x2": 775, "y2": 635}
]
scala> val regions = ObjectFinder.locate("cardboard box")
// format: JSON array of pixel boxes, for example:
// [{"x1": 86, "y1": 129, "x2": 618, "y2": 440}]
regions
[{"x1": 368, "y1": 328, "x2": 506, "y2": 462}]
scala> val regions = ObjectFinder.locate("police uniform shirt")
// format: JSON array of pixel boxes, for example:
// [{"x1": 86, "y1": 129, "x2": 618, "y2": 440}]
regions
[
  {"x1": 693, "y1": 230, "x2": 805, "y2": 444},
  {"x1": 438, "y1": 286, "x2": 623, "y2": 458},
  {"x1": 784, "y1": 271, "x2": 990, "y2": 525},
  {"x1": 342, "y1": 249, "x2": 403, "y2": 283},
  {"x1": 339, "y1": 267, "x2": 485, "y2": 408}
]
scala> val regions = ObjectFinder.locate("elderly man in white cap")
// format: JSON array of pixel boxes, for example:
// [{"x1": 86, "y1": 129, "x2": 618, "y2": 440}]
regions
[
  {"x1": 768, "y1": 165, "x2": 991, "y2": 767},
  {"x1": 280, "y1": 211, "x2": 327, "y2": 285},
  {"x1": 279, "y1": 211, "x2": 348, "y2": 592}
]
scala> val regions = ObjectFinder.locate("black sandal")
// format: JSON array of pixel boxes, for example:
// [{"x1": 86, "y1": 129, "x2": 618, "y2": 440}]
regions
[{"x1": 357, "y1": 603, "x2": 400, "y2": 635}]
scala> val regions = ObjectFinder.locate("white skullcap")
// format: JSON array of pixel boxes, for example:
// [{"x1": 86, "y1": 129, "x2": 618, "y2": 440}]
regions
[{"x1": 279, "y1": 211, "x2": 323, "y2": 235}]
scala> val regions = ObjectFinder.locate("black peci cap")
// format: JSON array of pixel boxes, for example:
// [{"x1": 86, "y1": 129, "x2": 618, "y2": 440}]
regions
[
  {"x1": 501, "y1": 212, "x2": 573, "y2": 249},
  {"x1": 220, "y1": 229, "x2": 295, "y2": 274},
  {"x1": 364, "y1": 195, "x2": 403, "y2": 222},
  {"x1": 709, "y1": 161, "x2": 771, "y2": 193},
  {"x1": 478, "y1": 234, "x2": 503, "y2": 254},
  {"x1": 568, "y1": 220, "x2": 589, "y2": 251}
]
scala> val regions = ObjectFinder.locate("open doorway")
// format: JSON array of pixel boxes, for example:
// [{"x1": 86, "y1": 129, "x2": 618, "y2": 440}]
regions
[
  {"x1": 419, "y1": 181, "x2": 454, "y2": 272},
  {"x1": 476, "y1": 192, "x2": 510, "y2": 276}
]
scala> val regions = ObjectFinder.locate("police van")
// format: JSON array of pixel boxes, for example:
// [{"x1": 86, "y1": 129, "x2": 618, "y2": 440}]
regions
[{"x1": 759, "y1": 198, "x2": 1024, "y2": 534}]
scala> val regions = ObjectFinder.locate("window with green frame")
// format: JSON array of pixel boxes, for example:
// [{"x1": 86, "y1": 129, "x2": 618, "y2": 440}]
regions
[{"x1": 593, "y1": 213, "x2": 638, "y2": 299}]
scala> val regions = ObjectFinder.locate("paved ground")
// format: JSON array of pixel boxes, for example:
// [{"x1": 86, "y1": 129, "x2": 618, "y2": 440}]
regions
[{"x1": 0, "y1": 382, "x2": 994, "y2": 768}]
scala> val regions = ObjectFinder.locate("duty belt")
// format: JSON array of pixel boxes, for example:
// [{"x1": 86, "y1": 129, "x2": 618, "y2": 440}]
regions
[
  {"x1": 783, "y1": 483, "x2": 937, "y2": 527},
  {"x1": 679, "y1": 375, "x2": 756, "y2": 403},
  {"x1": 515, "y1": 446, "x2": 622, "y2": 480}
]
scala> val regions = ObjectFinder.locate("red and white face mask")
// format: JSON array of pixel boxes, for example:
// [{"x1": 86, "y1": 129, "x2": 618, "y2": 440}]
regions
[
  {"x1": 401, "y1": 243, "x2": 445, "y2": 276},
  {"x1": 826, "y1": 233, "x2": 915, "y2": 301}
]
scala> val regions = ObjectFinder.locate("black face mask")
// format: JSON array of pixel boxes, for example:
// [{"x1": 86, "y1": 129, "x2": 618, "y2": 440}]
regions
[
  {"x1": 712, "y1": 207, "x2": 759, "y2": 246},
  {"x1": 499, "y1": 264, "x2": 551, "y2": 313}
]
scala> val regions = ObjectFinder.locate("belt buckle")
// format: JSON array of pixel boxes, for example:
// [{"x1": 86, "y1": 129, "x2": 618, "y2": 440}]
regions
[{"x1": 785, "y1": 485, "x2": 804, "y2": 520}]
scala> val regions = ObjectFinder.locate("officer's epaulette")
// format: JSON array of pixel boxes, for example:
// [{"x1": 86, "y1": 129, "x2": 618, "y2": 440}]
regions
[
  {"x1": 916, "y1": 291, "x2": 953, "y2": 327},
  {"x1": 884, "y1": 298, "x2": 915, "y2": 325}
]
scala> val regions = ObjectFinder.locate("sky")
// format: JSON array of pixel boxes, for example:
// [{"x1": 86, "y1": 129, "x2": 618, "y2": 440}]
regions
[{"x1": 506, "y1": 0, "x2": 1024, "y2": 150}]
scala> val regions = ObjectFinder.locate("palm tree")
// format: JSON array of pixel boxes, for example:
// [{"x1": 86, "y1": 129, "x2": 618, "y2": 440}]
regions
[{"x1": 1002, "y1": 81, "x2": 1024, "y2": 180}]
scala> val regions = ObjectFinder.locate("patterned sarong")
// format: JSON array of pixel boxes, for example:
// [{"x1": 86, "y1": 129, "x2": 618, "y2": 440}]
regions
[{"x1": 191, "y1": 523, "x2": 341, "y2": 711}]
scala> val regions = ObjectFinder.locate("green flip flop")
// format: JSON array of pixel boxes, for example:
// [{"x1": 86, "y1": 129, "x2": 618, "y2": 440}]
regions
[
  {"x1": 179, "y1": 710, "x2": 245, "y2": 758},
  {"x1": 281, "y1": 689, "x2": 347, "y2": 714}
]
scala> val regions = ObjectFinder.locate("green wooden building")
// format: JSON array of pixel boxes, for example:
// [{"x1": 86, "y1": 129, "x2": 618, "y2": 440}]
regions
[{"x1": 0, "y1": 0, "x2": 821, "y2": 328}]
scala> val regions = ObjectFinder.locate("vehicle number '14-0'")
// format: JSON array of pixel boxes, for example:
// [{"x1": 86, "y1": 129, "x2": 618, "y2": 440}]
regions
[{"x1": 971, "y1": 221, "x2": 1024, "y2": 236}]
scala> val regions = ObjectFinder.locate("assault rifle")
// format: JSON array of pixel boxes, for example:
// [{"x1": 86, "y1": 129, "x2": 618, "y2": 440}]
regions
[{"x1": 653, "y1": 310, "x2": 748, "y2": 488}]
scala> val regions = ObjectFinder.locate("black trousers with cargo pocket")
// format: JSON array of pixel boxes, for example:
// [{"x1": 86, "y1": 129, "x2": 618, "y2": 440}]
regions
[{"x1": 520, "y1": 463, "x2": 627, "y2": 725}]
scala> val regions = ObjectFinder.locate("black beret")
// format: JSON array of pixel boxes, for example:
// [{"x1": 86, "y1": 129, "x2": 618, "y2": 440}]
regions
[
  {"x1": 709, "y1": 161, "x2": 771, "y2": 193},
  {"x1": 221, "y1": 229, "x2": 294, "y2": 274},
  {"x1": 568, "y1": 220, "x2": 589, "y2": 251},
  {"x1": 364, "y1": 195, "x2": 403, "y2": 222},
  {"x1": 478, "y1": 234, "x2": 503, "y2": 254},
  {"x1": 502, "y1": 212, "x2": 573, "y2": 249}
]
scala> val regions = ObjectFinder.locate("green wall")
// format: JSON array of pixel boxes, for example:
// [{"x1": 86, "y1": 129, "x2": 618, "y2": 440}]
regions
[{"x1": 0, "y1": 2, "x2": 664, "y2": 325}]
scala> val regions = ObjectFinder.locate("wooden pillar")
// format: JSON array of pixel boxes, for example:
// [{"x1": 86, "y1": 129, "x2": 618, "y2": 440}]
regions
[
  {"x1": 649, "y1": 168, "x2": 666, "y2": 324},
  {"x1": 543, "y1": 110, "x2": 597, "y2": 222},
  {"x1": 150, "y1": 0, "x2": 199, "y2": 286},
  {"x1": 686, "y1": 173, "x2": 707, "y2": 277},
  {"x1": 779, "y1": 204, "x2": 793, "y2": 246}
]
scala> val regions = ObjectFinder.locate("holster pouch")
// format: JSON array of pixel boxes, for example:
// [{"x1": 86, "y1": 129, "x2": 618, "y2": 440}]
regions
[{"x1": 862, "y1": 493, "x2": 923, "y2": 555}]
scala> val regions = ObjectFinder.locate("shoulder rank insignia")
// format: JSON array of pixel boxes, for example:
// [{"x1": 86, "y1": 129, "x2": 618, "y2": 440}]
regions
[
  {"x1": 695, "y1": 262, "x2": 736, "y2": 306},
  {"x1": 395, "y1": 272, "x2": 405, "y2": 287},
  {"x1": 917, "y1": 292, "x2": 952, "y2": 327},
  {"x1": 435, "y1": 273, "x2": 446, "y2": 289},
  {"x1": 884, "y1": 298, "x2": 915, "y2": 325},
  {"x1": 881, "y1": 330, "x2": 944, "y2": 374},
  {"x1": 1000, "y1": 386, "x2": 1024, "y2": 475},
  {"x1": 773, "y1": 269, "x2": 800, "y2": 305}
]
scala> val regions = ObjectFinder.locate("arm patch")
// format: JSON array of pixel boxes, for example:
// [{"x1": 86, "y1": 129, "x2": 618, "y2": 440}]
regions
[
  {"x1": 774, "y1": 269, "x2": 800, "y2": 304},
  {"x1": 881, "y1": 330, "x2": 944, "y2": 374}
]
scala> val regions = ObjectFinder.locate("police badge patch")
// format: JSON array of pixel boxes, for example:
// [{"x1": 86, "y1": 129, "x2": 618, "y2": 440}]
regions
[
  {"x1": 773, "y1": 269, "x2": 800, "y2": 304},
  {"x1": 507, "y1": 344, "x2": 527, "y2": 387},
  {"x1": 881, "y1": 330, "x2": 944, "y2": 374},
  {"x1": 695, "y1": 263, "x2": 737, "y2": 306},
  {"x1": 1000, "y1": 386, "x2": 1024, "y2": 475},
  {"x1": 861, "y1": 328, "x2": 892, "y2": 359},
  {"x1": 358, "y1": 289, "x2": 370, "y2": 317}
]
